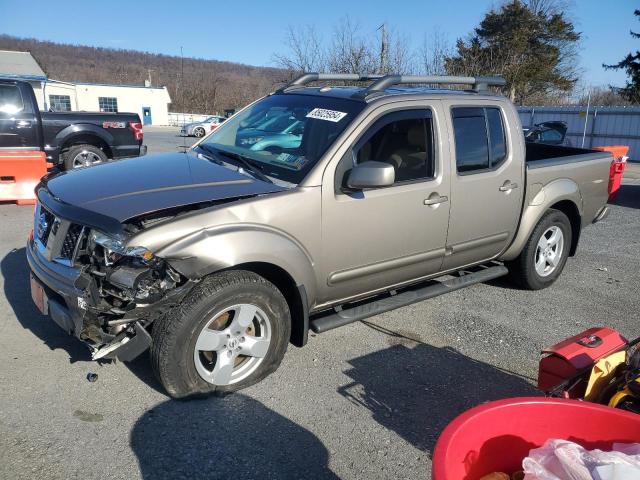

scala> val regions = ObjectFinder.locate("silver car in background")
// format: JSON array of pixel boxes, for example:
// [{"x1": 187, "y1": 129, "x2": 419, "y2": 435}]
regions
[{"x1": 181, "y1": 115, "x2": 227, "y2": 137}]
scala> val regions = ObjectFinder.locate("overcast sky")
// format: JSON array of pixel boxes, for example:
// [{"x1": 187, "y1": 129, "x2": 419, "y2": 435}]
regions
[{"x1": 0, "y1": 0, "x2": 633, "y2": 89}]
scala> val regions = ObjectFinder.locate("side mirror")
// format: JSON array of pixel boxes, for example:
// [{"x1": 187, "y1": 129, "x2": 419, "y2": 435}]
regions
[{"x1": 347, "y1": 161, "x2": 395, "y2": 190}]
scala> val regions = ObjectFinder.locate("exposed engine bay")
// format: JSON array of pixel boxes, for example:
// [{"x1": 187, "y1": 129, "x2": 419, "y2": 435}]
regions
[
  {"x1": 72, "y1": 219, "x2": 196, "y2": 361},
  {"x1": 30, "y1": 185, "x2": 261, "y2": 362}
]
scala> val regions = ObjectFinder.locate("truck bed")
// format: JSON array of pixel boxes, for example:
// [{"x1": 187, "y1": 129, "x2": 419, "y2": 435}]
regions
[
  {"x1": 525, "y1": 141, "x2": 612, "y2": 225},
  {"x1": 525, "y1": 142, "x2": 610, "y2": 167}
]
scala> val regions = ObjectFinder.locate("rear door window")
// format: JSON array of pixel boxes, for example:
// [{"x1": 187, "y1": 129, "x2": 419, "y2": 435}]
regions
[
  {"x1": 452, "y1": 108, "x2": 489, "y2": 172},
  {"x1": 452, "y1": 107, "x2": 507, "y2": 173}
]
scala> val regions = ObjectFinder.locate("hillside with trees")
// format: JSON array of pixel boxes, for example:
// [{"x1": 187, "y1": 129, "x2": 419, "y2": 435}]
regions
[{"x1": 0, "y1": 35, "x2": 284, "y2": 114}]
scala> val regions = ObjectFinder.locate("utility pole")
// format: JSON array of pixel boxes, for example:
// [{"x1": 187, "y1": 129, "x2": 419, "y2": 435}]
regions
[
  {"x1": 147, "y1": 69, "x2": 154, "y2": 87},
  {"x1": 378, "y1": 23, "x2": 388, "y2": 73},
  {"x1": 581, "y1": 86, "x2": 591, "y2": 148},
  {"x1": 180, "y1": 46, "x2": 186, "y2": 151}
]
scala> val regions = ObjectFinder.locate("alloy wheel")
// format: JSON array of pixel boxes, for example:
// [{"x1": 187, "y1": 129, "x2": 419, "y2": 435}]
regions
[
  {"x1": 193, "y1": 304, "x2": 271, "y2": 386},
  {"x1": 72, "y1": 150, "x2": 104, "y2": 168},
  {"x1": 534, "y1": 225, "x2": 564, "y2": 277}
]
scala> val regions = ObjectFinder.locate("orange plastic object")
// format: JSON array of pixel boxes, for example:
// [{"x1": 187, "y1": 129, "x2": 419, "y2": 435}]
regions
[
  {"x1": 593, "y1": 145, "x2": 630, "y2": 160},
  {"x1": 593, "y1": 145, "x2": 630, "y2": 201},
  {"x1": 0, "y1": 150, "x2": 47, "y2": 205}
]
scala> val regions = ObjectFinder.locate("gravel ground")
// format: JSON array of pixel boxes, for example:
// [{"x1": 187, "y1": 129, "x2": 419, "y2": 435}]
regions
[{"x1": 0, "y1": 135, "x2": 638, "y2": 479}]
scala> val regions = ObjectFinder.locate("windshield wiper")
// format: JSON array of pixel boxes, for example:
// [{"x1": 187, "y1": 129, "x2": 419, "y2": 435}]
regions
[
  {"x1": 208, "y1": 147, "x2": 274, "y2": 184},
  {"x1": 195, "y1": 144, "x2": 226, "y2": 167}
]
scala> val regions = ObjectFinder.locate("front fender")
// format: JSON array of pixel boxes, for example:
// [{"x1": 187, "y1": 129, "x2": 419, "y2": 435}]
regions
[
  {"x1": 155, "y1": 224, "x2": 318, "y2": 304},
  {"x1": 500, "y1": 178, "x2": 582, "y2": 261}
]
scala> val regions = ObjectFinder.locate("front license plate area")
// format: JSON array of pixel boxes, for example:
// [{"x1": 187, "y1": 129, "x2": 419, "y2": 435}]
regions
[{"x1": 30, "y1": 274, "x2": 48, "y2": 315}]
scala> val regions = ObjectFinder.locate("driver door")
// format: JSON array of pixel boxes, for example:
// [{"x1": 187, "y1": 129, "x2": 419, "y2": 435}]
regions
[{"x1": 317, "y1": 104, "x2": 450, "y2": 306}]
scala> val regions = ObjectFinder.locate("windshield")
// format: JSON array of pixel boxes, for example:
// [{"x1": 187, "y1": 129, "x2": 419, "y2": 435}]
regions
[{"x1": 196, "y1": 93, "x2": 364, "y2": 184}]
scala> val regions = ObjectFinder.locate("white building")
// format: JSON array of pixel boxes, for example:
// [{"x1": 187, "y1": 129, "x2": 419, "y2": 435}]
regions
[{"x1": 0, "y1": 50, "x2": 172, "y2": 125}]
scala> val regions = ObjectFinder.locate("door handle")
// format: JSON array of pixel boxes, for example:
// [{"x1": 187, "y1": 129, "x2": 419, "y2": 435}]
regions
[
  {"x1": 499, "y1": 182, "x2": 518, "y2": 192},
  {"x1": 424, "y1": 195, "x2": 448, "y2": 206},
  {"x1": 15, "y1": 120, "x2": 32, "y2": 129}
]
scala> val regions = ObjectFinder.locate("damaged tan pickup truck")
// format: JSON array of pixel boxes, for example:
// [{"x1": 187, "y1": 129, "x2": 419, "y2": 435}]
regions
[{"x1": 27, "y1": 73, "x2": 612, "y2": 398}]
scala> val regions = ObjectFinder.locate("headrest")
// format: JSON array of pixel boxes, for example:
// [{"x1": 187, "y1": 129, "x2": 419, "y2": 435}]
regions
[{"x1": 408, "y1": 124, "x2": 424, "y2": 147}]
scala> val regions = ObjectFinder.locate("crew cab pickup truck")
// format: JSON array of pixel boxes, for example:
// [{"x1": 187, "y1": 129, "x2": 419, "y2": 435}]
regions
[
  {"x1": 0, "y1": 79, "x2": 146, "y2": 169},
  {"x1": 26, "y1": 73, "x2": 611, "y2": 398}
]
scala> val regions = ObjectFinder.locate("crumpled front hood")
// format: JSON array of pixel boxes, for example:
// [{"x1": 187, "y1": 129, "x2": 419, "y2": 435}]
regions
[{"x1": 42, "y1": 151, "x2": 285, "y2": 223}]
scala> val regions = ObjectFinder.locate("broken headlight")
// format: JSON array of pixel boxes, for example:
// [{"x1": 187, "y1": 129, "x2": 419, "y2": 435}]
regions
[{"x1": 89, "y1": 230, "x2": 155, "y2": 262}]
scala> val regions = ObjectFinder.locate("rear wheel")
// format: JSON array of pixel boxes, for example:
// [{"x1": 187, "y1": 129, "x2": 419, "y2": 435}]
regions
[
  {"x1": 507, "y1": 209, "x2": 572, "y2": 290},
  {"x1": 63, "y1": 144, "x2": 108, "y2": 170},
  {"x1": 150, "y1": 270, "x2": 291, "y2": 398},
  {"x1": 193, "y1": 127, "x2": 206, "y2": 138}
]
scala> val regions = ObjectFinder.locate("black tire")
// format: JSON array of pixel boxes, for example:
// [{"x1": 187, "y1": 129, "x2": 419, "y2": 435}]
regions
[
  {"x1": 150, "y1": 270, "x2": 291, "y2": 399},
  {"x1": 193, "y1": 127, "x2": 206, "y2": 138},
  {"x1": 506, "y1": 209, "x2": 572, "y2": 290},
  {"x1": 63, "y1": 144, "x2": 108, "y2": 170}
]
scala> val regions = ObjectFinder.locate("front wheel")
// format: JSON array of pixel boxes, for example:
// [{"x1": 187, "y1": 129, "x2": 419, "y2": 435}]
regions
[
  {"x1": 193, "y1": 127, "x2": 206, "y2": 138},
  {"x1": 506, "y1": 209, "x2": 572, "y2": 290},
  {"x1": 150, "y1": 270, "x2": 291, "y2": 399}
]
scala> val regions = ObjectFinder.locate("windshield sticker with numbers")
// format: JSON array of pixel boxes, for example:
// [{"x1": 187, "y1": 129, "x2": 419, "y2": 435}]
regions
[{"x1": 305, "y1": 108, "x2": 348, "y2": 122}]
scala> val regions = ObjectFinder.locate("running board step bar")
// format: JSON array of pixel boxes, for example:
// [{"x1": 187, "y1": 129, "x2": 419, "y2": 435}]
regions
[{"x1": 310, "y1": 265, "x2": 508, "y2": 334}]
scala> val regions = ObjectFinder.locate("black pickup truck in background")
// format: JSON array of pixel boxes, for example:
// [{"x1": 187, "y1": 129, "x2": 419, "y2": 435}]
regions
[{"x1": 0, "y1": 79, "x2": 146, "y2": 170}]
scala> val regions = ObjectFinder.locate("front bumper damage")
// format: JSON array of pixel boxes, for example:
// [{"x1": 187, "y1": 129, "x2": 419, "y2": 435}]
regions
[{"x1": 26, "y1": 206, "x2": 195, "y2": 362}]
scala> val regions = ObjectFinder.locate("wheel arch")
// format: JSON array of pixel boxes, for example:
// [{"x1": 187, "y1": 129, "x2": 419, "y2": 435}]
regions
[
  {"x1": 56, "y1": 125, "x2": 114, "y2": 161},
  {"x1": 150, "y1": 226, "x2": 317, "y2": 347},
  {"x1": 230, "y1": 262, "x2": 309, "y2": 347},
  {"x1": 500, "y1": 179, "x2": 582, "y2": 261},
  {"x1": 548, "y1": 199, "x2": 581, "y2": 256},
  {"x1": 61, "y1": 134, "x2": 112, "y2": 160}
]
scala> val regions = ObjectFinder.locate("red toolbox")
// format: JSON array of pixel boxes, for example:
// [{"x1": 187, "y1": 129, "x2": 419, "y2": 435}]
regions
[{"x1": 537, "y1": 327, "x2": 628, "y2": 397}]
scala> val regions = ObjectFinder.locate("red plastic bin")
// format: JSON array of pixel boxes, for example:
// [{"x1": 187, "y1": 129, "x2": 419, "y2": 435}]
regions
[
  {"x1": 593, "y1": 145, "x2": 629, "y2": 202},
  {"x1": 432, "y1": 397, "x2": 640, "y2": 480}
]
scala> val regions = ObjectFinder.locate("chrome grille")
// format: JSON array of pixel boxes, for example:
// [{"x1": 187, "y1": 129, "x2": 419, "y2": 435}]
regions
[
  {"x1": 37, "y1": 207, "x2": 55, "y2": 245},
  {"x1": 34, "y1": 203, "x2": 86, "y2": 266},
  {"x1": 60, "y1": 224, "x2": 83, "y2": 260}
]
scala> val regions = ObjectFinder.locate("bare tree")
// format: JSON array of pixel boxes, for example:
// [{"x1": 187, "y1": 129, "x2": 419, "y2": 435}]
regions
[
  {"x1": 273, "y1": 26, "x2": 325, "y2": 75},
  {"x1": 274, "y1": 17, "x2": 413, "y2": 77},
  {"x1": 419, "y1": 30, "x2": 453, "y2": 75},
  {"x1": 383, "y1": 28, "x2": 413, "y2": 74},
  {"x1": 326, "y1": 17, "x2": 376, "y2": 74},
  {"x1": 525, "y1": 0, "x2": 574, "y2": 16}
]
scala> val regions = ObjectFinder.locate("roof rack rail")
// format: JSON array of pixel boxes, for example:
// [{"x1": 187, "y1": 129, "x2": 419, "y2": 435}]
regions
[
  {"x1": 276, "y1": 72, "x2": 506, "y2": 97},
  {"x1": 277, "y1": 72, "x2": 384, "y2": 92},
  {"x1": 364, "y1": 75, "x2": 506, "y2": 94}
]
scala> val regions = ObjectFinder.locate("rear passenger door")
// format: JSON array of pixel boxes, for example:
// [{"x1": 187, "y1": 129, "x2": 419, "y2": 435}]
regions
[{"x1": 442, "y1": 103, "x2": 524, "y2": 271}]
